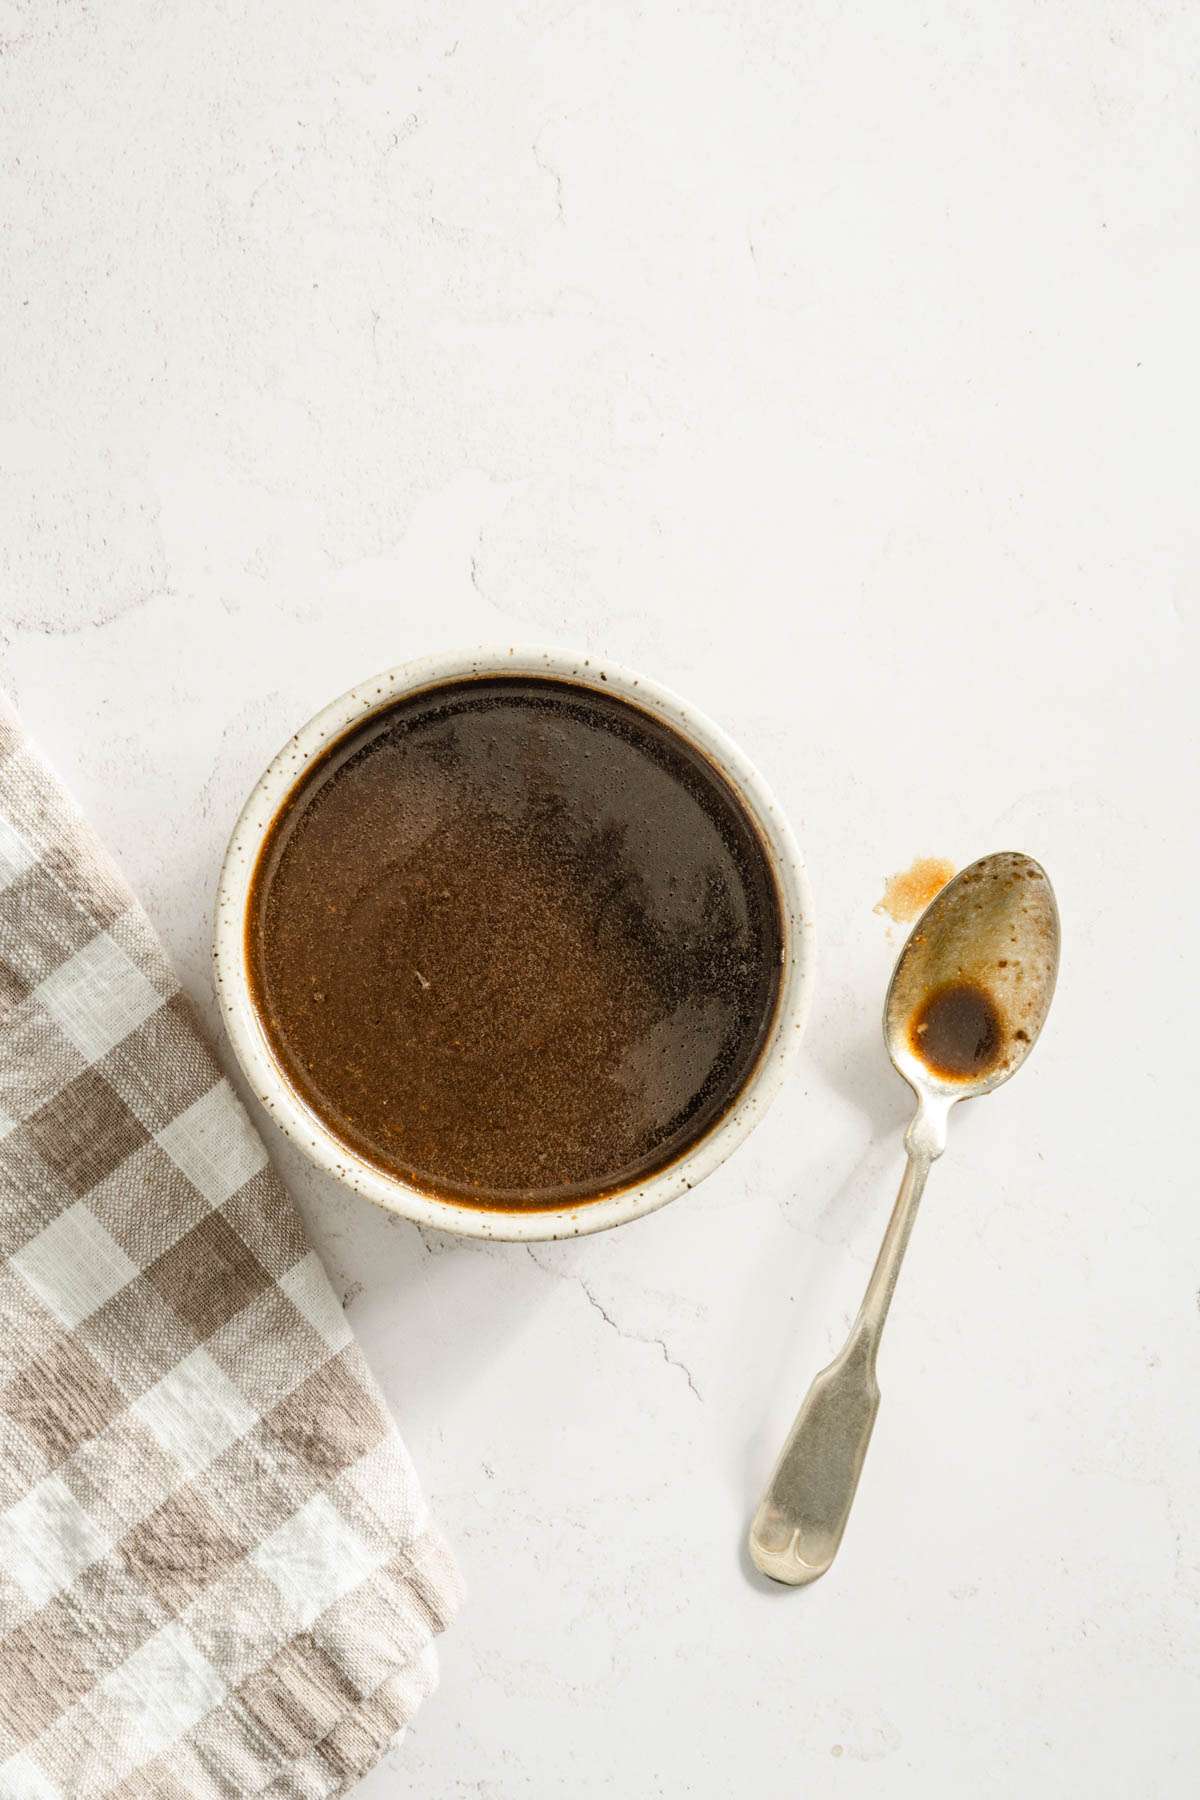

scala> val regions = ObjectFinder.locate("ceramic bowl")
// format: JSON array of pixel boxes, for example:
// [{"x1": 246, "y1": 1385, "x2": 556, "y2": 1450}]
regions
[{"x1": 214, "y1": 647, "x2": 814, "y2": 1241}]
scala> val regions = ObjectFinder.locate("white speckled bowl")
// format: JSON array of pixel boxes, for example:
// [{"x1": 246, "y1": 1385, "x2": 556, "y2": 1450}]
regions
[{"x1": 214, "y1": 647, "x2": 814, "y2": 1241}]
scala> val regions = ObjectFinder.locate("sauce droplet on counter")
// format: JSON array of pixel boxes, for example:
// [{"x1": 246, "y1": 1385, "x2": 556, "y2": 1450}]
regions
[
  {"x1": 909, "y1": 979, "x2": 1003, "y2": 1080},
  {"x1": 876, "y1": 856, "x2": 956, "y2": 925}
]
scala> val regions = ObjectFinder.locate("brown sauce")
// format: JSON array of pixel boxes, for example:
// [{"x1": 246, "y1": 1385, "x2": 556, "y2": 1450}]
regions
[
  {"x1": 909, "y1": 979, "x2": 1003, "y2": 1080},
  {"x1": 246, "y1": 676, "x2": 784, "y2": 1210}
]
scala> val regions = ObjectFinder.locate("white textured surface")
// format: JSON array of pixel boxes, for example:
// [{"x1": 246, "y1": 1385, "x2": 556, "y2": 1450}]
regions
[{"x1": 1, "y1": 3, "x2": 1197, "y2": 1795}]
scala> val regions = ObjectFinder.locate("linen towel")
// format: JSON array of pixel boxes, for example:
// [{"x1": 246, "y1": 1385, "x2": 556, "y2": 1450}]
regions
[{"x1": 0, "y1": 704, "x2": 462, "y2": 1798}]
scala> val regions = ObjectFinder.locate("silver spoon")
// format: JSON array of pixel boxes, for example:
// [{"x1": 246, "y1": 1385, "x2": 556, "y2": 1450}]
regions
[{"x1": 748, "y1": 851, "x2": 1060, "y2": 1585}]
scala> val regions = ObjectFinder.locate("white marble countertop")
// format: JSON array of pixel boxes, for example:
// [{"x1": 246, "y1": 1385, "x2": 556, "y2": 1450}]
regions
[{"x1": 2, "y1": 3, "x2": 1197, "y2": 1794}]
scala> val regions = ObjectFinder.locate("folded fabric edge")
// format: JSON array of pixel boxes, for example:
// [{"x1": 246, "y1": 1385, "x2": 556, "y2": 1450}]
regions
[
  {"x1": 259, "y1": 1645, "x2": 441, "y2": 1800},
  {"x1": 236, "y1": 1519, "x2": 464, "y2": 1799},
  {"x1": 96, "y1": 1527, "x2": 463, "y2": 1798}
]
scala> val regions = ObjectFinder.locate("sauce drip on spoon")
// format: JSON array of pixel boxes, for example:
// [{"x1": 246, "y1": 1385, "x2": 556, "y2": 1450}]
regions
[{"x1": 909, "y1": 979, "x2": 1003, "y2": 1080}]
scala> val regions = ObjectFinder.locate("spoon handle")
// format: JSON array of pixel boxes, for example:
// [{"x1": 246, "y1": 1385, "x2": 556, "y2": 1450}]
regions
[{"x1": 748, "y1": 1141, "x2": 934, "y2": 1585}]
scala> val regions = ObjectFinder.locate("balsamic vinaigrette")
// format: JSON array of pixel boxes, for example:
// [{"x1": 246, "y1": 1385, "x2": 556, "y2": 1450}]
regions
[
  {"x1": 908, "y1": 979, "x2": 1003, "y2": 1081},
  {"x1": 247, "y1": 676, "x2": 784, "y2": 1209}
]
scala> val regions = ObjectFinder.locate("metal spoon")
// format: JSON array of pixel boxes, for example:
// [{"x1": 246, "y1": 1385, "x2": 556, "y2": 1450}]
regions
[{"x1": 748, "y1": 851, "x2": 1060, "y2": 1585}]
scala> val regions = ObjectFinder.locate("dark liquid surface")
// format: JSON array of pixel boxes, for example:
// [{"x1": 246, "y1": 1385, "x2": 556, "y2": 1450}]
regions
[
  {"x1": 247, "y1": 676, "x2": 784, "y2": 1209},
  {"x1": 909, "y1": 979, "x2": 1002, "y2": 1080}
]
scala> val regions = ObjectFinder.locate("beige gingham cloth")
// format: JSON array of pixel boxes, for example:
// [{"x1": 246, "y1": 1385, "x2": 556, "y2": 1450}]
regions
[{"x1": 0, "y1": 706, "x2": 462, "y2": 1798}]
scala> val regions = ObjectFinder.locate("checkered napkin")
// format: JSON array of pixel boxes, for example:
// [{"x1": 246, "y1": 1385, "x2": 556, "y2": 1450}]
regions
[{"x1": 0, "y1": 704, "x2": 462, "y2": 1798}]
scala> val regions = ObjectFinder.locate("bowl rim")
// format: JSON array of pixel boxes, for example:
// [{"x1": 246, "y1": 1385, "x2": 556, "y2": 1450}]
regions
[{"x1": 213, "y1": 645, "x2": 815, "y2": 1241}]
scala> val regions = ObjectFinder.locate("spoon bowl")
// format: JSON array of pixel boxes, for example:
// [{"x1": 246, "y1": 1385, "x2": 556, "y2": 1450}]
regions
[{"x1": 886, "y1": 851, "x2": 1059, "y2": 1103}]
